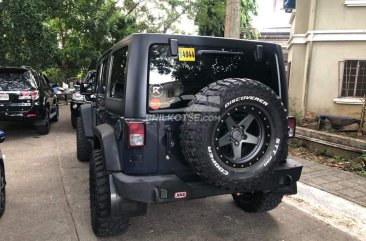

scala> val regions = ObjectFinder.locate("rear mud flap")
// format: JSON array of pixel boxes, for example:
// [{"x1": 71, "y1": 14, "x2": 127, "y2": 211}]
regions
[{"x1": 109, "y1": 175, "x2": 147, "y2": 217}]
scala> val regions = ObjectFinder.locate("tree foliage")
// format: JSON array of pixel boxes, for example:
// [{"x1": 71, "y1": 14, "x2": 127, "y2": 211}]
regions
[
  {"x1": 192, "y1": 0, "x2": 226, "y2": 37},
  {"x1": 47, "y1": 0, "x2": 138, "y2": 79},
  {"x1": 123, "y1": 0, "x2": 192, "y2": 33},
  {"x1": 0, "y1": 0, "x2": 258, "y2": 82},
  {"x1": 0, "y1": 0, "x2": 137, "y2": 81},
  {"x1": 192, "y1": 0, "x2": 258, "y2": 38},
  {"x1": 0, "y1": 0, "x2": 58, "y2": 70}
]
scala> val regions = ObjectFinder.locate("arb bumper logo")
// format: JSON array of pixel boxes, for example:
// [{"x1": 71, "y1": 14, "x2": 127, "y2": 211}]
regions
[{"x1": 174, "y1": 192, "x2": 187, "y2": 199}]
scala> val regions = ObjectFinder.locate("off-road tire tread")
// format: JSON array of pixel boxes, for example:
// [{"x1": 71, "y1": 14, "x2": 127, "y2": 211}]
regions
[
  {"x1": 232, "y1": 192, "x2": 283, "y2": 212},
  {"x1": 76, "y1": 117, "x2": 92, "y2": 162},
  {"x1": 36, "y1": 110, "x2": 50, "y2": 135},
  {"x1": 90, "y1": 149, "x2": 128, "y2": 237},
  {"x1": 71, "y1": 113, "x2": 77, "y2": 129},
  {"x1": 180, "y1": 78, "x2": 288, "y2": 190},
  {"x1": 51, "y1": 104, "x2": 59, "y2": 122}
]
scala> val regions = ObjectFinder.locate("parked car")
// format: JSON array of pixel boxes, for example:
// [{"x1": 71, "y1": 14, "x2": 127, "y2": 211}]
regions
[
  {"x1": 78, "y1": 34, "x2": 302, "y2": 237},
  {"x1": 0, "y1": 130, "x2": 6, "y2": 217},
  {"x1": 70, "y1": 70, "x2": 96, "y2": 128},
  {"x1": 0, "y1": 66, "x2": 59, "y2": 134}
]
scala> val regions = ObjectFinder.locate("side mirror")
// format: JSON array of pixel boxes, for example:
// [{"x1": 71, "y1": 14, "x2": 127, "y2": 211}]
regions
[
  {"x1": 80, "y1": 82, "x2": 94, "y2": 95},
  {"x1": 0, "y1": 130, "x2": 5, "y2": 143}
]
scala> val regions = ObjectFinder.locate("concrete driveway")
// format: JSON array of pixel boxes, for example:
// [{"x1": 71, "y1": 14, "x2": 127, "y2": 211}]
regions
[{"x1": 0, "y1": 106, "x2": 357, "y2": 241}]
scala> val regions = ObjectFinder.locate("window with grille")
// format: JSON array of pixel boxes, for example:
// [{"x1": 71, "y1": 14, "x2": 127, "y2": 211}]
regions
[{"x1": 340, "y1": 60, "x2": 366, "y2": 97}]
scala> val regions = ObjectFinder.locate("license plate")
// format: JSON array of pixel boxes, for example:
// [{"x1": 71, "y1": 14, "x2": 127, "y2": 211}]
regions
[{"x1": 0, "y1": 93, "x2": 9, "y2": 101}]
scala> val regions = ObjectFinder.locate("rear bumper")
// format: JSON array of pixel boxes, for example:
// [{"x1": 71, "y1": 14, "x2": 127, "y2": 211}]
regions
[
  {"x1": 0, "y1": 105, "x2": 44, "y2": 121},
  {"x1": 112, "y1": 158, "x2": 302, "y2": 204},
  {"x1": 0, "y1": 112, "x2": 38, "y2": 121}
]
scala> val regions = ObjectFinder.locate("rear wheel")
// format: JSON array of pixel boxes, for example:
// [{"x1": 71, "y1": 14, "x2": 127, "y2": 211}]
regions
[
  {"x1": 0, "y1": 164, "x2": 5, "y2": 217},
  {"x1": 76, "y1": 117, "x2": 92, "y2": 162},
  {"x1": 36, "y1": 109, "x2": 50, "y2": 135},
  {"x1": 51, "y1": 104, "x2": 59, "y2": 122},
  {"x1": 90, "y1": 149, "x2": 129, "y2": 236},
  {"x1": 232, "y1": 192, "x2": 283, "y2": 213}
]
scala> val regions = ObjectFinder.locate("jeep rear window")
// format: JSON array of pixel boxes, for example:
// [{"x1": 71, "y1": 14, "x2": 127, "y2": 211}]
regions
[
  {"x1": 0, "y1": 70, "x2": 37, "y2": 91},
  {"x1": 148, "y1": 44, "x2": 279, "y2": 112}
]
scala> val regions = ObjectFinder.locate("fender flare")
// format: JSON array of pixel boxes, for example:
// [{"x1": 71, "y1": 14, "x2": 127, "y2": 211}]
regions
[
  {"x1": 80, "y1": 103, "x2": 94, "y2": 138},
  {"x1": 94, "y1": 124, "x2": 122, "y2": 172}
]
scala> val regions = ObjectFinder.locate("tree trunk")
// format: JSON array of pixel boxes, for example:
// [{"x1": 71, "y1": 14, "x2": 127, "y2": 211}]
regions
[{"x1": 224, "y1": 0, "x2": 241, "y2": 38}]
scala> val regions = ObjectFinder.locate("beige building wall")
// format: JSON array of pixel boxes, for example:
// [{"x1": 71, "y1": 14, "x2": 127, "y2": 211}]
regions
[
  {"x1": 293, "y1": 0, "x2": 311, "y2": 34},
  {"x1": 288, "y1": 0, "x2": 366, "y2": 119},
  {"x1": 288, "y1": 45, "x2": 306, "y2": 111},
  {"x1": 315, "y1": 0, "x2": 366, "y2": 30},
  {"x1": 306, "y1": 42, "x2": 366, "y2": 117}
]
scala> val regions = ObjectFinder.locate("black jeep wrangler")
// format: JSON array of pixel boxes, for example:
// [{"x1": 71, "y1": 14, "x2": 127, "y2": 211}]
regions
[
  {"x1": 70, "y1": 70, "x2": 96, "y2": 128},
  {"x1": 78, "y1": 34, "x2": 302, "y2": 237},
  {"x1": 0, "y1": 66, "x2": 59, "y2": 134}
]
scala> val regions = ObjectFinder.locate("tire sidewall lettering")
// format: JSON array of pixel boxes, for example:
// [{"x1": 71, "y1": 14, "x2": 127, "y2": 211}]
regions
[
  {"x1": 208, "y1": 146, "x2": 229, "y2": 175},
  {"x1": 263, "y1": 138, "x2": 280, "y2": 167},
  {"x1": 224, "y1": 96, "x2": 269, "y2": 109}
]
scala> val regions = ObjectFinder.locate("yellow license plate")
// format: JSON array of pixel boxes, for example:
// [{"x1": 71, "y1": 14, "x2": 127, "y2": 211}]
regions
[{"x1": 178, "y1": 48, "x2": 195, "y2": 61}]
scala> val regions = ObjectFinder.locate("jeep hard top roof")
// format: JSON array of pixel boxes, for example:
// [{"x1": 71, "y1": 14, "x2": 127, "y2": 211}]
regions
[{"x1": 102, "y1": 33, "x2": 282, "y2": 58}]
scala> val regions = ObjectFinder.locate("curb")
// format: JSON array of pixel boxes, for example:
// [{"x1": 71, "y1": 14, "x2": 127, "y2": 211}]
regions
[{"x1": 283, "y1": 182, "x2": 366, "y2": 241}]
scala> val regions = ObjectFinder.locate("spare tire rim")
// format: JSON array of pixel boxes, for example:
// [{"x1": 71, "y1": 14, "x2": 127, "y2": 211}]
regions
[{"x1": 213, "y1": 104, "x2": 271, "y2": 168}]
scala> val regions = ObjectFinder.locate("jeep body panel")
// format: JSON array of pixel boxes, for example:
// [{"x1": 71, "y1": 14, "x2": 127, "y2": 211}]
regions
[
  {"x1": 94, "y1": 34, "x2": 289, "y2": 176},
  {"x1": 86, "y1": 34, "x2": 302, "y2": 215}
]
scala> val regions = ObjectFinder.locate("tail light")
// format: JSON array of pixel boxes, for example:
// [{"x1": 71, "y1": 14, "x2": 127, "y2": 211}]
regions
[
  {"x1": 19, "y1": 91, "x2": 31, "y2": 99},
  {"x1": 21, "y1": 91, "x2": 30, "y2": 97},
  {"x1": 127, "y1": 122, "x2": 145, "y2": 147},
  {"x1": 19, "y1": 91, "x2": 39, "y2": 100},
  {"x1": 31, "y1": 91, "x2": 39, "y2": 100},
  {"x1": 288, "y1": 117, "x2": 296, "y2": 138}
]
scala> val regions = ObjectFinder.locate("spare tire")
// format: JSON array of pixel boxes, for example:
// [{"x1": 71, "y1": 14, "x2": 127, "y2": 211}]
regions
[{"x1": 180, "y1": 78, "x2": 288, "y2": 190}]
